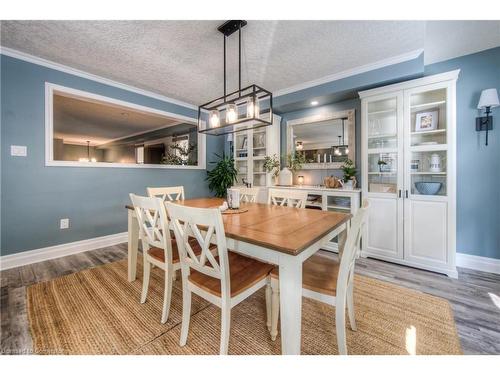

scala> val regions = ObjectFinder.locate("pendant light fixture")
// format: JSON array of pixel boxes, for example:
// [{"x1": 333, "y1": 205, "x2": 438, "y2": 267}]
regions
[
  {"x1": 332, "y1": 118, "x2": 349, "y2": 156},
  {"x1": 78, "y1": 141, "x2": 97, "y2": 162},
  {"x1": 198, "y1": 20, "x2": 273, "y2": 136}
]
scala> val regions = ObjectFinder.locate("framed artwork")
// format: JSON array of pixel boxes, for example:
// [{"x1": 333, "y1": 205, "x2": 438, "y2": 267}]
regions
[
  {"x1": 241, "y1": 136, "x2": 248, "y2": 150},
  {"x1": 415, "y1": 110, "x2": 439, "y2": 132}
]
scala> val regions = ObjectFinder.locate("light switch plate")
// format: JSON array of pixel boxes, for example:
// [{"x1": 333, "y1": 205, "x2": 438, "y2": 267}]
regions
[
  {"x1": 11, "y1": 145, "x2": 27, "y2": 157},
  {"x1": 60, "y1": 218, "x2": 70, "y2": 229}
]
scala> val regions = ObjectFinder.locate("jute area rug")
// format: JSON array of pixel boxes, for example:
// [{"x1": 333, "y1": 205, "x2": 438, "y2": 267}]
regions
[{"x1": 27, "y1": 259, "x2": 461, "y2": 355}]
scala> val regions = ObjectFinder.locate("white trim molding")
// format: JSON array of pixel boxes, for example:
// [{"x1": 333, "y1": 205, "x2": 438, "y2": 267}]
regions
[
  {"x1": 456, "y1": 253, "x2": 500, "y2": 275},
  {"x1": 0, "y1": 46, "x2": 198, "y2": 110},
  {"x1": 45, "y1": 82, "x2": 207, "y2": 170},
  {"x1": 274, "y1": 49, "x2": 424, "y2": 97},
  {"x1": 0, "y1": 232, "x2": 128, "y2": 271}
]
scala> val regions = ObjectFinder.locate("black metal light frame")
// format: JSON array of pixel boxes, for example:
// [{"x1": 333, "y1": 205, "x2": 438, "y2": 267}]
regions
[{"x1": 197, "y1": 20, "x2": 273, "y2": 136}]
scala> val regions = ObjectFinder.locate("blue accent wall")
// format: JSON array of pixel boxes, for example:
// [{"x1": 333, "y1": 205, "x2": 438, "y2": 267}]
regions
[
  {"x1": 1, "y1": 55, "x2": 224, "y2": 255},
  {"x1": 424, "y1": 47, "x2": 500, "y2": 259}
]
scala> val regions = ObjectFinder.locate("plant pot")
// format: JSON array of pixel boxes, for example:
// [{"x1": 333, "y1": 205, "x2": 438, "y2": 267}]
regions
[{"x1": 279, "y1": 167, "x2": 293, "y2": 186}]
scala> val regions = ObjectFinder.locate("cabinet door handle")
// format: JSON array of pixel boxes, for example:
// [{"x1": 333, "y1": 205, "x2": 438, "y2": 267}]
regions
[
  {"x1": 405, "y1": 190, "x2": 409, "y2": 198},
  {"x1": 398, "y1": 189, "x2": 402, "y2": 198}
]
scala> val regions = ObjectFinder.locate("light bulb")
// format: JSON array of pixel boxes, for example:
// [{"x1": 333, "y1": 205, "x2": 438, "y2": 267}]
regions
[
  {"x1": 209, "y1": 110, "x2": 220, "y2": 128},
  {"x1": 247, "y1": 97, "x2": 260, "y2": 118},
  {"x1": 296, "y1": 141, "x2": 303, "y2": 151},
  {"x1": 345, "y1": 147, "x2": 349, "y2": 155},
  {"x1": 91, "y1": 157, "x2": 97, "y2": 162},
  {"x1": 226, "y1": 104, "x2": 238, "y2": 123}
]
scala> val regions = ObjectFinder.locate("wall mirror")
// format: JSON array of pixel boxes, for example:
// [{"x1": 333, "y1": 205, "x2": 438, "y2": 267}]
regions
[
  {"x1": 45, "y1": 83, "x2": 206, "y2": 169},
  {"x1": 286, "y1": 109, "x2": 355, "y2": 169}
]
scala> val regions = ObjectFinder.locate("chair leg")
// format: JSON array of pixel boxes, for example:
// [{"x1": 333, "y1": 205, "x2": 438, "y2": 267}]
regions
[
  {"x1": 179, "y1": 286, "x2": 192, "y2": 346},
  {"x1": 140, "y1": 257, "x2": 151, "y2": 304},
  {"x1": 172, "y1": 270, "x2": 177, "y2": 281},
  {"x1": 161, "y1": 268, "x2": 173, "y2": 324},
  {"x1": 265, "y1": 278, "x2": 272, "y2": 331},
  {"x1": 220, "y1": 301, "x2": 231, "y2": 355},
  {"x1": 346, "y1": 277, "x2": 357, "y2": 331},
  {"x1": 335, "y1": 294, "x2": 348, "y2": 355},
  {"x1": 270, "y1": 278, "x2": 280, "y2": 341}
]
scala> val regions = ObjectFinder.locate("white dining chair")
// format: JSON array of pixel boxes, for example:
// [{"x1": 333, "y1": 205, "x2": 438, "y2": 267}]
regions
[
  {"x1": 129, "y1": 193, "x2": 207, "y2": 324},
  {"x1": 166, "y1": 202, "x2": 274, "y2": 355},
  {"x1": 269, "y1": 200, "x2": 370, "y2": 355},
  {"x1": 147, "y1": 186, "x2": 185, "y2": 202},
  {"x1": 268, "y1": 188, "x2": 308, "y2": 208},
  {"x1": 235, "y1": 186, "x2": 260, "y2": 203}
]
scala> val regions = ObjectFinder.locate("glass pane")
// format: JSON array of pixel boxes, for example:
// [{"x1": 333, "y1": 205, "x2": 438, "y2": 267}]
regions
[
  {"x1": 368, "y1": 152, "x2": 398, "y2": 194},
  {"x1": 367, "y1": 97, "x2": 397, "y2": 150},
  {"x1": 410, "y1": 88, "x2": 447, "y2": 146},
  {"x1": 253, "y1": 159, "x2": 266, "y2": 186},
  {"x1": 235, "y1": 159, "x2": 248, "y2": 184},
  {"x1": 410, "y1": 150, "x2": 447, "y2": 196},
  {"x1": 253, "y1": 130, "x2": 267, "y2": 157},
  {"x1": 235, "y1": 132, "x2": 248, "y2": 158}
]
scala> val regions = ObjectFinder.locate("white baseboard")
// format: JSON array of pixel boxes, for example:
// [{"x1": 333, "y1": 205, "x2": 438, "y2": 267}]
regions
[
  {"x1": 0, "y1": 232, "x2": 128, "y2": 271},
  {"x1": 456, "y1": 253, "x2": 500, "y2": 275}
]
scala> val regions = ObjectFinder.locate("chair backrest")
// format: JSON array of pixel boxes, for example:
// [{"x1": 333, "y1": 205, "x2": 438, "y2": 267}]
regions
[
  {"x1": 147, "y1": 186, "x2": 185, "y2": 202},
  {"x1": 237, "y1": 187, "x2": 260, "y2": 203},
  {"x1": 337, "y1": 199, "x2": 370, "y2": 289},
  {"x1": 166, "y1": 202, "x2": 230, "y2": 295},
  {"x1": 129, "y1": 194, "x2": 172, "y2": 259},
  {"x1": 268, "y1": 188, "x2": 308, "y2": 208}
]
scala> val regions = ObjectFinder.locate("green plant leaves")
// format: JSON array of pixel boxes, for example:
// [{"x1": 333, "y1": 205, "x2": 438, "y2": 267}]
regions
[{"x1": 206, "y1": 153, "x2": 238, "y2": 198}]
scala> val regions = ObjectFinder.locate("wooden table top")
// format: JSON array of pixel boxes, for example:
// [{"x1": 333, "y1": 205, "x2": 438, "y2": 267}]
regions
[{"x1": 127, "y1": 197, "x2": 351, "y2": 256}]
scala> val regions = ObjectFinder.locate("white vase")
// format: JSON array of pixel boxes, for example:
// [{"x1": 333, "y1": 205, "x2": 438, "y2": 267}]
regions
[{"x1": 279, "y1": 167, "x2": 293, "y2": 186}]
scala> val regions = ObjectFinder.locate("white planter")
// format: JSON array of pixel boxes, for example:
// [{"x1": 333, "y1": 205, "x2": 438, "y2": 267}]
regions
[{"x1": 279, "y1": 167, "x2": 293, "y2": 186}]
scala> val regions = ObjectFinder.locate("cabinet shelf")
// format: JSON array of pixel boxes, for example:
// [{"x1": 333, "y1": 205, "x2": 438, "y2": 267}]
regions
[
  {"x1": 410, "y1": 100, "x2": 446, "y2": 110},
  {"x1": 411, "y1": 129, "x2": 446, "y2": 136},
  {"x1": 410, "y1": 144, "x2": 448, "y2": 152},
  {"x1": 368, "y1": 133, "x2": 397, "y2": 139},
  {"x1": 410, "y1": 171, "x2": 446, "y2": 175},
  {"x1": 368, "y1": 171, "x2": 397, "y2": 175},
  {"x1": 368, "y1": 109, "x2": 396, "y2": 116},
  {"x1": 367, "y1": 148, "x2": 398, "y2": 154}
]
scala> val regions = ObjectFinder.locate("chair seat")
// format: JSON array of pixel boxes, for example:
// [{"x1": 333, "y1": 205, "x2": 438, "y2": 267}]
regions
[
  {"x1": 270, "y1": 254, "x2": 340, "y2": 296},
  {"x1": 188, "y1": 251, "x2": 274, "y2": 298},
  {"x1": 147, "y1": 237, "x2": 214, "y2": 264}
]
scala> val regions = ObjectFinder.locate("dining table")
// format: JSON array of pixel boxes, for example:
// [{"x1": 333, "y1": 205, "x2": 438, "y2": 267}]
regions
[{"x1": 126, "y1": 197, "x2": 351, "y2": 355}]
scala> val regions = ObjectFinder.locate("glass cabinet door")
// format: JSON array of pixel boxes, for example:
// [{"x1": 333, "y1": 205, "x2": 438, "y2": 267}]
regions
[
  {"x1": 366, "y1": 96, "x2": 400, "y2": 195},
  {"x1": 407, "y1": 87, "x2": 448, "y2": 197},
  {"x1": 234, "y1": 130, "x2": 249, "y2": 185},
  {"x1": 252, "y1": 129, "x2": 267, "y2": 186}
]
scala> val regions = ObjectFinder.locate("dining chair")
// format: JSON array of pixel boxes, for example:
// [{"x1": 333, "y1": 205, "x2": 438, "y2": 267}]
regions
[
  {"x1": 269, "y1": 200, "x2": 370, "y2": 355},
  {"x1": 165, "y1": 202, "x2": 274, "y2": 355},
  {"x1": 129, "y1": 193, "x2": 207, "y2": 324},
  {"x1": 268, "y1": 188, "x2": 308, "y2": 208},
  {"x1": 236, "y1": 186, "x2": 260, "y2": 203},
  {"x1": 147, "y1": 186, "x2": 185, "y2": 202}
]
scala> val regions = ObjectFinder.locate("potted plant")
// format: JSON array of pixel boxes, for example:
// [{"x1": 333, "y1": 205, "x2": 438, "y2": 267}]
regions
[
  {"x1": 263, "y1": 154, "x2": 280, "y2": 185},
  {"x1": 280, "y1": 152, "x2": 306, "y2": 186},
  {"x1": 206, "y1": 153, "x2": 238, "y2": 198},
  {"x1": 377, "y1": 159, "x2": 387, "y2": 172},
  {"x1": 341, "y1": 159, "x2": 357, "y2": 189}
]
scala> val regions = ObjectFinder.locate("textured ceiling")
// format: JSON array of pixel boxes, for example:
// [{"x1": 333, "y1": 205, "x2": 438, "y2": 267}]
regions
[
  {"x1": 53, "y1": 93, "x2": 184, "y2": 145},
  {"x1": 1, "y1": 20, "x2": 425, "y2": 105},
  {"x1": 2, "y1": 21, "x2": 498, "y2": 107}
]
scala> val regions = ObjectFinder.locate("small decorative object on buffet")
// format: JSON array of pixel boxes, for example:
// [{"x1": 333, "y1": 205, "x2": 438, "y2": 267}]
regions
[
  {"x1": 341, "y1": 159, "x2": 357, "y2": 189},
  {"x1": 278, "y1": 167, "x2": 293, "y2": 186},
  {"x1": 415, "y1": 181, "x2": 442, "y2": 195},
  {"x1": 226, "y1": 188, "x2": 240, "y2": 209},
  {"x1": 429, "y1": 153, "x2": 443, "y2": 173},
  {"x1": 263, "y1": 154, "x2": 280, "y2": 185},
  {"x1": 324, "y1": 175, "x2": 343, "y2": 188},
  {"x1": 279, "y1": 152, "x2": 306, "y2": 186},
  {"x1": 415, "y1": 110, "x2": 439, "y2": 132},
  {"x1": 297, "y1": 175, "x2": 304, "y2": 185}
]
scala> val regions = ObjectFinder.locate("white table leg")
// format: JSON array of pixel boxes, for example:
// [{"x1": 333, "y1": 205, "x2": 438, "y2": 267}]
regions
[
  {"x1": 278, "y1": 254, "x2": 303, "y2": 355},
  {"x1": 127, "y1": 209, "x2": 139, "y2": 282}
]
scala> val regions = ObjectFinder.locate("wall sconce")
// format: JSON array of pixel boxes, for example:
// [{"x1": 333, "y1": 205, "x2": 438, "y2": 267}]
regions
[
  {"x1": 297, "y1": 175, "x2": 304, "y2": 185},
  {"x1": 476, "y1": 88, "x2": 499, "y2": 146}
]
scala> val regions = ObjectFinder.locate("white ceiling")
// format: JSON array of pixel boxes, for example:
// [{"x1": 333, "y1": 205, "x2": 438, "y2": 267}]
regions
[
  {"x1": 1, "y1": 21, "x2": 498, "y2": 107},
  {"x1": 53, "y1": 93, "x2": 185, "y2": 145}
]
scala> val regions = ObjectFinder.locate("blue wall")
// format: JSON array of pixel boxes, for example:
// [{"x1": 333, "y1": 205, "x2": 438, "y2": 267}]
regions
[
  {"x1": 424, "y1": 48, "x2": 500, "y2": 259},
  {"x1": 1, "y1": 55, "x2": 224, "y2": 255}
]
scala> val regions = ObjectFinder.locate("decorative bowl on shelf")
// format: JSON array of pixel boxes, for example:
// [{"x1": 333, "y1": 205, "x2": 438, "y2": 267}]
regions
[{"x1": 415, "y1": 181, "x2": 442, "y2": 195}]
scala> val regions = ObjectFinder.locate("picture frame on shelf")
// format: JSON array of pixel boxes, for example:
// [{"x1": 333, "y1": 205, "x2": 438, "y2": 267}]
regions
[
  {"x1": 241, "y1": 136, "x2": 248, "y2": 150},
  {"x1": 415, "y1": 110, "x2": 439, "y2": 132}
]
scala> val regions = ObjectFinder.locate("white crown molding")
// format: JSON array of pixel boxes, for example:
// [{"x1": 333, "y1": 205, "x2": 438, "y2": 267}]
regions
[
  {"x1": 0, "y1": 46, "x2": 198, "y2": 111},
  {"x1": 274, "y1": 48, "x2": 425, "y2": 98},
  {"x1": 0, "y1": 232, "x2": 128, "y2": 271},
  {"x1": 456, "y1": 253, "x2": 500, "y2": 275}
]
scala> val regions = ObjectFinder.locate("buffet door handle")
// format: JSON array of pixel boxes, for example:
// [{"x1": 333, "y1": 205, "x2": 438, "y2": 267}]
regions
[
  {"x1": 405, "y1": 190, "x2": 409, "y2": 198},
  {"x1": 398, "y1": 189, "x2": 402, "y2": 198}
]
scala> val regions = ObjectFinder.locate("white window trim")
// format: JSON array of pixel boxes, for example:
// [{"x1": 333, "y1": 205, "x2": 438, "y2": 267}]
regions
[{"x1": 45, "y1": 82, "x2": 206, "y2": 169}]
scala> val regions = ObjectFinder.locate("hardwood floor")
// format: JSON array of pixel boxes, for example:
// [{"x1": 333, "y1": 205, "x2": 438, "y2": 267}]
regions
[{"x1": 1, "y1": 244, "x2": 499, "y2": 354}]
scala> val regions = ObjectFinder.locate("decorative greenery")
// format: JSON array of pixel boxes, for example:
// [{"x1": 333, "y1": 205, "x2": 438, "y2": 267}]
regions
[
  {"x1": 206, "y1": 153, "x2": 238, "y2": 198},
  {"x1": 161, "y1": 142, "x2": 197, "y2": 165},
  {"x1": 341, "y1": 159, "x2": 357, "y2": 182},
  {"x1": 377, "y1": 159, "x2": 387, "y2": 172},
  {"x1": 286, "y1": 151, "x2": 306, "y2": 173},
  {"x1": 263, "y1": 154, "x2": 281, "y2": 178}
]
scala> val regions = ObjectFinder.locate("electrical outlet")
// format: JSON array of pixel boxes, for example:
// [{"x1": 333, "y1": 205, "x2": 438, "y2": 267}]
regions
[
  {"x1": 60, "y1": 218, "x2": 70, "y2": 229},
  {"x1": 11, "y1": 145, "x2": 27, "y2": 157}
]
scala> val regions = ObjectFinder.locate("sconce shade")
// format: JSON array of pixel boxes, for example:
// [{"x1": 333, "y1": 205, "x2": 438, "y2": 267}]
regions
[{"x1": 477, "y1": 88, "x2": 499, "y2": 109}]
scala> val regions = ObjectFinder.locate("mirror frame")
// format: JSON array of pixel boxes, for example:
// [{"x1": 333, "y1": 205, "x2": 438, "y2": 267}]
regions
[
  {"x1": 45, "y1": 82, "x2": 206, "y2": 169},
  {"x1": 286, "y1": 109, "x2": 355, "y2": 169}
]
